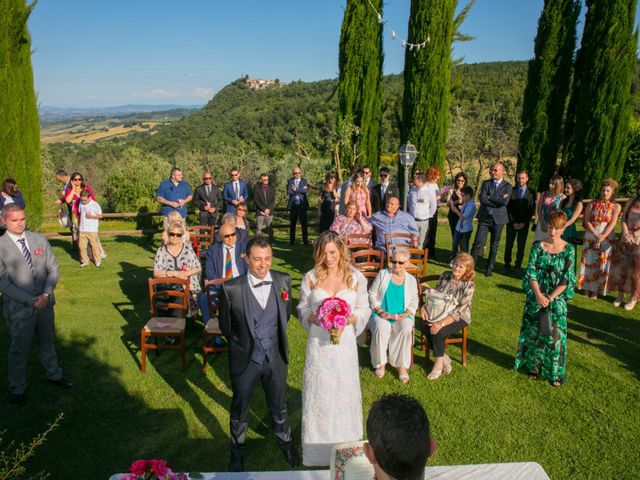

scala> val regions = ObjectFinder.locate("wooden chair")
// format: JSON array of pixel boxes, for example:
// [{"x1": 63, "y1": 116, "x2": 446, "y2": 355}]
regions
[
  {"x1": 345, "y1": 233, "x2": 372, "y2": 254},
  {"x1": 141, "y1": 277, "x2": 189, "y2": 373},
  {"x1": 351, "y1": 249, "x2": 384, "y2": 274},
  {"x1": 417, "y1": 275, "x2": 468, "y2": 367},
  {"x1": 188, "y1": 225, "x2": 214, "y2": 257},
  {"x1": 404, "y1": 247, "x2": 429, "y2": 277},
  {"x1": 384, "y1": 232, "x2": 413, "y2": 261},
  {"x1": 202, "y1": 288, "x2": 229, "y2": 372},
  {"x1": 361, "y1": 270, "x2": 379, "y2": 289}
]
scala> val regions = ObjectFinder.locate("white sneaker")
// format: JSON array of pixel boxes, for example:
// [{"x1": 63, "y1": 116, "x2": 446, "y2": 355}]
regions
[
  {"x1": 80, "y1": 263, "x2": 89, "y2": 268},
  {"x1": 95, "y1": 263, "x2": 101, "y2": 268}
]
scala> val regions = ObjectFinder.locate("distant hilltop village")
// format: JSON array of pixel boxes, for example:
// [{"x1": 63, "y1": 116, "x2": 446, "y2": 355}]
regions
[{"x1": 243, "y1": 75, "x2": 286, "y2": 91}]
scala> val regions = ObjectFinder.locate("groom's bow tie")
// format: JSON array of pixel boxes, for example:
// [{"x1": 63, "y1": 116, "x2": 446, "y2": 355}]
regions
[{"x1": 253, "y1": 281, "x2": 273, "y2": 288}]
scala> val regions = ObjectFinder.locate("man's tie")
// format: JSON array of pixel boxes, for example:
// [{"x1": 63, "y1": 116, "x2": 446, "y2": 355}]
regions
[
  {"x1": 520, "y1": 187, "x2": 525, "y2": 199},
  {"x1": 234, "y1": 182, "x2": 239, "y2": 199},
  {"x1": 17, "y1": 238, "x2": 34, "y2": 273},
  {"x1": 225, "y1": 248, "x2": 233, "y2": 279},
  {"x1": 206, "y1": 185, "x2": 211, "y2": 197},
  {"x1": 381, "y1": 184, "x2": 386, "y2": 200},
  {"x1": 254, "y1": 281, "x2": 273, "y2": 288}
]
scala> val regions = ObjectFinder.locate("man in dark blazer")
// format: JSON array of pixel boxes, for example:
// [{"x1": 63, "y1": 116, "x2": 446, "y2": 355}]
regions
[
  {"x1": 504, "y1": 170, "x2": 536, "y2": 271},
  {"x1": 219, "y1": 236, "x2": 298, "y2": 471},
  {"x1": 193, "y1": 171, "x2": 222, "y2": 227},
  {"x1": 253, "y1": 173, "x2": 276, "y2": 243},
  {"x1": 370, "y1": 167, "x2": 400, "y2": 213},
  {"x1": 0, "y1": 204, "x2": 72, "y2": 407},
  {"x1": 223, "y1": 167, "x2": 249, "y2": 214},
  {"x1": 286, "y1": 166, "x2": 310, "y2": 245},
  {"x1": 471, "y1": 162, "x2": 513, "y2": 276}
]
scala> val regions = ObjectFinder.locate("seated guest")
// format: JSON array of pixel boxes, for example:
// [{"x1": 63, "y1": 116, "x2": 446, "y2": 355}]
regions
[
  {"x1": 369, "y1": 248, "x2": 419, "y2": 383},
  {"x1": 421, "y1": 252, "x2": 475, "y2": 380},
  {"x1": 330, "y1": 201, "x2": 372, "y2": 242},
  {"x1": 611, "y1": 191, "x2": 640, "y2": 311},
  {"x1": 235, "y1": 201, "x2": 250, "y2": 232},
  {"x1": 369, "y1": 197, "x2": 418, "y2": 252},
  {"x1": 214, "y1": 213, "x2": 248, "y2": 248},
  {"x1": 364, "y1": 394, "x2": 435, "y2": 480},
  {"x1": 161, "y1": 211, "x2": 191, "y2": 245},
  {"x1": 154, "y1": 221, "x2": 202, "y2": 318}
]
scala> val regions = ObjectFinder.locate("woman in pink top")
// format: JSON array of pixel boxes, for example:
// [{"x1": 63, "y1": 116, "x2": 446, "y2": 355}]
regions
[
  {"x1": 330, "y1": 201, "x2": 372, "y2": 242},
  {"x1": 343, "y1": 173, "x2": 371, "y2": 218},
  {"x1": 64, "y1": 171, "x2": 95, "y2": 243}
]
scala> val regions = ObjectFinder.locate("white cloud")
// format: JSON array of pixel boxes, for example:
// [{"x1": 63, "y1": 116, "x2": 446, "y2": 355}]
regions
[
  {"x1": 194, "y1": 87, "x2": 214, "y2": 98},
  {"x1": 131, "y1": 89, "x2": 179, "y2": 99}
]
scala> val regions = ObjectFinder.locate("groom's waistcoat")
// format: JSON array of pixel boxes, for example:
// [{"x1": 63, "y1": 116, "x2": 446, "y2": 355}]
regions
[{"x1": 247, "y1": 286, "x2": 278, "y2": 365}]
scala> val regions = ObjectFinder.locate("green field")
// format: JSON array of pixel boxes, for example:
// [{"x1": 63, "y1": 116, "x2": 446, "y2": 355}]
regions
[{"x1": 0, "y1": 227, "x2": 638, "y2": 480}]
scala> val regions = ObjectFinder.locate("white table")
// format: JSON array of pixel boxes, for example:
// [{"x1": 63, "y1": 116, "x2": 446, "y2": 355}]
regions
[{"x1": 110, "y1": 462, "x2": 550, "y2": 480}]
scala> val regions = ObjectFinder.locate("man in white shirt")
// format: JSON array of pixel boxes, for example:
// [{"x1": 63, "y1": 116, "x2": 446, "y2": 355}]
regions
[
  {"x1": 408, "y1": 173, "x2": 434, "y2": 249},
  {"x1": 78, "y1": 190, "x2": 103, "y2": 268},
  {"x1": 362, "y1": 166, "x2": 376, "y2": 190}
]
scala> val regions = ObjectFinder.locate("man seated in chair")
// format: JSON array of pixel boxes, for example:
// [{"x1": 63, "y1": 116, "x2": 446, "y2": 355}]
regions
[
  {"x1": 364, "y1": 394, "x2": 435, "y2": 480},
  {"x1": 369, "y1": 196, "x2": 419, "y2": 252},
  {"x1": 199, "y1": 223, "x2": 247, "y2": 321},
  {"x1": 213, "y1": 213, "x2": 249, "y2": 249}
]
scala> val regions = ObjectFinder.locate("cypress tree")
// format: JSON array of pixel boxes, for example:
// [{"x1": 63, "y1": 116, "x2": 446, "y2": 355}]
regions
[
  {"x1": 401, "y1": 0, "x2": 455, "y2": 181},
  {"x1": 0, "y1": 0, "x2": 43, "y2": 227},
  {"x1": 563, "y1": 0, "x2": 639, "y2": 198},
  {"x1": 518, "y1": 0, "x2": 579, "y2": 191},
  {"x1": 337, "y1": 0, "x2": 384, "y2": 172}
]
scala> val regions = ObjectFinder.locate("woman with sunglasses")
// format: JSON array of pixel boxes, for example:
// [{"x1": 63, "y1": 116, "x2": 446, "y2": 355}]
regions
[
  {"x1": 234, "y1": 201, "x2": 250, "y2": 234},
  {"x1": 368, "y1": 247, "x2": 419, "y2": 383},
  {"x1": 447, "y1": 172, "x2": 469, "y2": 243}
]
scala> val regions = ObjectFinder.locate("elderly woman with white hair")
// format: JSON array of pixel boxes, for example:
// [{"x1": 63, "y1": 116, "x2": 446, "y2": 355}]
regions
[{"x1": 368, "y1": 247, "x2": 419, "y2": 383}]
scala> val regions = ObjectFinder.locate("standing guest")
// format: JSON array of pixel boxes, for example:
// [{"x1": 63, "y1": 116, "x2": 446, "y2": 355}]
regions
[
  {"x1": 156, "y1": 167, "x2": 193, "y2": 227},
  {"x1": 0, "y1": 178, "x2": 26, "y2": 236},
  {"x1": 408, "y1": 172, "x2": 436, "y2": 250},
  {"x1": 78, "y1": 190, "x2": 103, "y2": 268},
  {"x1": 470, "y1": 162, "x2": 513, "y2": 277},
  {"x1": 343, "y1": 172, "x2": 372, "y2": 218},
  {"x1": 253, "y1": 173, "x2": 276, "y2": 242},
  {"x1": 64, "y1": 172, "x2": 95, "y2": 244},
  {"x1": 235, "y1": 202, "x2": 250, "y2": 233},
  {"x1": 193, "y1": 171, "x2": 222, "y2": 227},
  {"x1": 423, "y1": 167, "x2": 442, "y2": 260},
  {"x1": 447, "y1": 172, "x2": 469, "y2": 243},
  {"x1": 504, "y1": 170, "x2": 537, "y2": 272},
  {"x1": 330, "y1": 201, "x2": 372, "y2": 241},
  {"x1": 578, "y1": 179, "x2": 622, "y2": 299},
  {"x1": 0, "y1": 204, "x2": 72, "y2": 407},
  {"x1": 219, "y1": 236, "x2": 299, "y2": 471},
  {"x1": 339, "y1": 164, "x2": 362, "y2": 214},
  {"x1": 371, "y1": 167, "x2": 399, "y2": 214},
  {"x1": 449, "y1": 186, "x2": 476, "y2": 256},
  {"x1": 561, "y1": 178, "x2": 584, "y2": 245},
  {"x1": 369, "y1": 248, "x2": 419, "y2": 383},
  {"x1": 514, "y1": 211, "x2": 576, "y2": 387},
  {"x1": 286, "y1": 166, "x2": 310, "y2": 246},
  {"x1": 363, "y1": 165, "x2": 376, "y2": 190},
  {"x1": 364, "y1": 394, "x2": 435, "y2": 480},
  {"x1": 421, "y1": 252, "x2": 476, "y2": 380},
  {"x1": 369, "y1": 197, "x2": 419, "y2": 252},
  {"x1": 534, "y1": 175, "x2": 565, "y2": 242},
  {"x1": 611, "y1": 190, "x2": 640, "y2": 310},
  {"x1": 54, "y1": 169, "x2": 74, "y2": 239},
  {"x1": 318, "y1": 172, "x2": 339, "y2": 233},
  {"x1": 222, "y1": 167, "x2": 249, "y2": 214}
]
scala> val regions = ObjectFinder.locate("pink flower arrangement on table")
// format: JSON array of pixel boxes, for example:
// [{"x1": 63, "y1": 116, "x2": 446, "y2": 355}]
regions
[
  {"x1": 122, "y1": 459, "x2": 187, "y2": 480},
  {"x1": 316, "y1": 296, "x2": 351, "y2": 345}
]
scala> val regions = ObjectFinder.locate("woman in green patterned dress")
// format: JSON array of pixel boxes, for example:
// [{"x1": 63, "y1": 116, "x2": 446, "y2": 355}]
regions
[{"x1": 515, "y1": 211, "x2": 576, "y2": 387}]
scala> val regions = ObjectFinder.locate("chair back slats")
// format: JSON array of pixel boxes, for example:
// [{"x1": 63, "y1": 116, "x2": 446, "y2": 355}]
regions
[
  {"x1": 148, "y1": 277, "x2": 189, "y2": 317},
  {"x1": 384, "y1": 233, "x2": 413, "y2": 259},
  {"x1": 351, "y1": 249, "x2": 384, "y2": 273}
]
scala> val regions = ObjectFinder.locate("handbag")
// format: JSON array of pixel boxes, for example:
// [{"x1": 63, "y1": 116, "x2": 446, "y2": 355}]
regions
[
  {"x1": 537, "y1": 309, "x2": 552, "y2": 336},
  {"x1": 423, "y1": 289, "x2": 458, "y2": 324},
  {"x1": 57, "y1": 207, "x2": 71, "y2": 228}
]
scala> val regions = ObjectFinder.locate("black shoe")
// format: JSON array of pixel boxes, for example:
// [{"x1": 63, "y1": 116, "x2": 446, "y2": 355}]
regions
[
  {"x1": 281, "y1": 443, "x2": 300, "y2": 468},
  {"x1": 229, "y1": 447, "x2": 245, "y2": 472},
  {"x1": 9, "y1": 393, "x2": 25, "y2": 407},
  {"x1": 484, "y1": 268, "x2": 493, "y2": 277},
  {"x1": 48, "y1": 377, "x2": 73, "y2": 389}
]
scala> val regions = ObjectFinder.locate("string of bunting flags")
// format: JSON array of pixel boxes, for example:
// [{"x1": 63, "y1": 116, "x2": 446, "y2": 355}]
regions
[{"x1": 365, "y1": 0, "x2": 430, "y2": 51}]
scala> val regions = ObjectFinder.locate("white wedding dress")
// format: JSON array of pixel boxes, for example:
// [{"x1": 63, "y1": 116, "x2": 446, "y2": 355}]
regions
[{"x1": 297, "y1": 267, "x2": 372, "y2": 467}]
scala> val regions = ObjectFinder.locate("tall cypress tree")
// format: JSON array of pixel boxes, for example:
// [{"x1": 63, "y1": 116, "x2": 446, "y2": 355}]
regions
[
  {"x1": 518, "y1": 0, "x2": 579, "y2": 191},
  {"x1": 0, "y1": 0, "x2": 43, "y2": 227},
  {"x1": 400, "y1": 0, "x2": 456, "y2": 183},
  {"x1": 337, "y1": 0, "x2": 384, "y2": 172},
  {"x1": 563, "y1": 0, "x2": 639, "y2": 197}
]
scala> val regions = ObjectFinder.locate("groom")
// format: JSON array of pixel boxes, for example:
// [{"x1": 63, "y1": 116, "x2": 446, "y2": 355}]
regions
[{"x1": 219, "y1": 236, "x2": 299, "y2": 471}]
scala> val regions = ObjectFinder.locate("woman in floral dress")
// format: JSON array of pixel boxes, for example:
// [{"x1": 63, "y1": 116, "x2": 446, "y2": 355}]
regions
[
  {"x1": 578, "y1": 179, "x2": 622, "y2": 299},
  {"x1": 515, "y1": 211, "x2": 576, "y2": 387},
  {"x1": 611, "y1": 189, "x2": 640, "y2": 311}
]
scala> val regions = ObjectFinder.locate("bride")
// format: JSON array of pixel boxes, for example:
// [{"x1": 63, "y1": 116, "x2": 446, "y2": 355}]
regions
[{"x1": 297, "y1": 231, "x2": 371, "y2": 466}]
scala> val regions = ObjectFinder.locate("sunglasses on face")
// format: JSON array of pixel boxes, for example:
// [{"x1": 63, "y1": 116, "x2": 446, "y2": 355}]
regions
[
  {"x1": 168, "y1": 232, "x2": 183, "y2": 238},
  {"x1": 223, "y1": 233, "x2": 237, "y2": 239},
  {"x1": 73, "y1": 178, "x2": 82, "y2": 181},
  {"x1": 391, "y1": 260, "x2": 406, "y2": 265},
  {"x1": 231, "y1": 173, "x2": 239, "y2": 177},
  {"x1": 204, "y1": 177, "x2": 213, "y2": 180},
  {"x1": 380, "y1": 173, "x2": 388, "y2": 178}
]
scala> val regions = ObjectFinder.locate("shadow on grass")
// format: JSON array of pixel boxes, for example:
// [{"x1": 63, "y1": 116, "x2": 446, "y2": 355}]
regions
[
  {"x1": 495, "y1": 283, "x2": 523, "y2": 295},
  {"x1": 49, "y1": 238, "x2": 78, "y2": 260}
]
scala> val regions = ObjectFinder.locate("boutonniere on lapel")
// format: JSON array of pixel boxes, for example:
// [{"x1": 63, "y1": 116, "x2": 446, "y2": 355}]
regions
[
  {"x1": 280, "y1": 289, "x2": 290, "y2": 303},
  {"x1": 33, "y1": 247, "x2": 43, "y2": 256},
  {"x1": 240, "y1": 253, "x2": 246, "y2": 259}
]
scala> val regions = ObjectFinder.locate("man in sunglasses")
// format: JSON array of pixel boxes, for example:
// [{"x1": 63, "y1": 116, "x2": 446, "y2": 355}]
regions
[
  {"x1": 371, "y1": 167, "x2": 400, "y2": 214},
  {"x1": 194, "y1": 171, "x2": 222, "y2": 227},
  {"x1": 223, "y1": 168, "x2": 249, "y2": 214}
]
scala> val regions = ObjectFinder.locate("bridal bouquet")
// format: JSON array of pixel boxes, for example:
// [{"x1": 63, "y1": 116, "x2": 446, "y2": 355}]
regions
[
  {"x1": 123, "y1": 459, "x2": 187, "y2": 480},
  {"x1": 316, "y1": 297, "x2": 351, "y2": 345}
]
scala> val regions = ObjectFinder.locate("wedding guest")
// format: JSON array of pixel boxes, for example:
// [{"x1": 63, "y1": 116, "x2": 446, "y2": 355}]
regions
[
  {"x1": 78, "y1": 190, "x2": 103, "y2": 268},
  {"x1": 447, "y1": 172, "x2": 468, "y2": 242},
  {"x1": 156, "y1": 167, "x2": 193, "y2": 226},
  {"x1": 561, "y1": 178, "x2": 584, "y2": 245},
  {"x1": 514, "y1": 211, "x2": 576, "y2": 387},
  {"x1": 235, "y1": 202, "x2": 250, "y2": 233},
  {"x1": 578, "y1": 179, "x2": 622, "y2": 299},
  {"x1": 214, "y1": 213, "x2": 248, "y2": 248},
  {"x1": 0, "y1": 178, "x2": 26, "y2": 236},
  {"x1": 611, "y1": 192, "x2": 640, "y2": 310},
  {"x1": 369, "y1": 197, "x2": 419, "y2": 252},
  {"x1": 222, "y1": 167, "x2": 249, "y2": 214},
  {"x1": 193, "y1": 171, "x2": 221, "y2": 227},
  {"x1": 339, "y1": 164, "x2": 362, "y2": 214},
  {"x1": 369, "y1": 248, "x2": 419, "y2": 383},
  {"x1": 370, "y1": 167, "x2": 399, "y2": 214},
  {"x1": 408, "y1": 173, "x2": 435, "y2": 250},
  {"x1": 534, "y1": 174, "x2": 565, "y2": 242},
  {"x1": 343, "y1": 172, "x2": 372, "y2": 218},
  {"x1": 504, "y1": 170, "x2": 536, "y2": 271},
  {"x1": 64, "y1": 172, "x2": 95, "y2": 244},
  {"x1": 423, "y1": 167, "x2": 442, "y2": 259},
  {"x1": 449, "y1": 186, "x2": 475, "y2": 256},
  {"x1": 287, "y1": 166, "x2": 310, "y2": 246},
  {"x1": 318, "y1": 172, "x2": 339, "y2": 233},
  {"x1": 54, "y1": 169, "x2": 73, "y2": 238},
  {"x1": 330, "y1": 201, "x2": 372, "y2": 241},
  {"x1": 161, "y1": 211, "x2": 190, "y2": 246},
  {"x1": 297, "y1": 231, "x2": 371, "y2": 466},
  {"x1": 364, "y1": 394, "x2": 434, "y2": 480},
  {"x1": 253, "y1": 173, "x2": 276, "y2": 242},
  {"x1": 421, "y1": 252, "x2": 476, "y2": 380}
]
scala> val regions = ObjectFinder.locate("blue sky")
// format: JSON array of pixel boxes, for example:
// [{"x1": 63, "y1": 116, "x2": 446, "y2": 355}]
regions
[{"x1": 28, "y1": 1, "x2": 639, "y2": 107}]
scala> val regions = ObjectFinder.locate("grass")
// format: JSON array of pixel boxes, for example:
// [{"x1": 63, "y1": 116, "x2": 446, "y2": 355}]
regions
[{"x1": 0, "y1": 227, "x2": 638, "y2": 479}]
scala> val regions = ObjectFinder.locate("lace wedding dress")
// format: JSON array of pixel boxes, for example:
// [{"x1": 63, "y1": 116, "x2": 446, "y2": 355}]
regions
[{"x1": 297, "y1": 267, "x2": 372, "y2": 466}]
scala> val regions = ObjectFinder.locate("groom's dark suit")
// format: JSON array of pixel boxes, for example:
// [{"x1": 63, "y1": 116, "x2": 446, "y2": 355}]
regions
[{"x1": 219, "y1": 269, "x2": 295, "y2": 470}]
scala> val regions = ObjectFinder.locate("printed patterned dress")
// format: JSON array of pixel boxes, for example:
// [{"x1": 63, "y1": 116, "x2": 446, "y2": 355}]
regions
[
  {"x1": 610, "y1": 202, "x2": 640, "y2": 299},
  {"x1": 153, "y1": 244, "x2": 201, "y2": 316},
  {"x1": 578, "y1": 200, "x2": 617, "y2": 295},
  {"x1": 534, "y1": 192, "x2": 564, "y2": 241},
  {"x1": 514, "y1": 241, "x2": 576, "y2": 384}
]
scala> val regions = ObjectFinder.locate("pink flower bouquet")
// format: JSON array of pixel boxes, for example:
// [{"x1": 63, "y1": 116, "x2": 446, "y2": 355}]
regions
[
  {"x1": 123, "y1": 459, "x2": 187, "y2": 480},
  {"x1": 316, "y1": 297, "x2": 351, "y2": 345}
]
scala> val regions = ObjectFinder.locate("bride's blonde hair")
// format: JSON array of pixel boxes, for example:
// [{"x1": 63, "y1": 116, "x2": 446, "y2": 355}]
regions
[{"x1": 312, "y1": 231, "x2": 354, "y2": 289}]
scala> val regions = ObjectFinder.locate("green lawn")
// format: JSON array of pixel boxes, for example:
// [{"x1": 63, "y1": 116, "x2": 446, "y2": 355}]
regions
[{"x1": 0, "y1": 227, "x2": 638, "y2": 479}]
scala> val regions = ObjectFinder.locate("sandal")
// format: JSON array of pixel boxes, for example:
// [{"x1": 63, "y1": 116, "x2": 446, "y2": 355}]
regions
[
  {"x1": 551, "y1": 381, "x2": 562, "y2": 387},
  {"x1": 374, "y1": 367, "x2": 386, "y2": 378},
  {"x1": 528, "y1": 370, "x2": 539, "y2": 380},
  {"x1": 624, "y1": 298, "x2": 638, "y2": 311},
  {"x1": 442, "y1": 355, "x2": 453, "y2": 376},
  {"x1": 427, "y1": 369, "x2": 444, "y2": 381},
  {"x1": 399, "y1": 373, "x2": 410, "y2": 384}
]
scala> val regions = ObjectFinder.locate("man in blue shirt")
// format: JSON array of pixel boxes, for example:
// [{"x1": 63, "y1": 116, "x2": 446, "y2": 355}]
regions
[
  {"x1": 156, "y1": 167, "x2": 193, "y2": 225},
  {"x1": 369, "y1": 197, "x2": 419, "y2": 252}
]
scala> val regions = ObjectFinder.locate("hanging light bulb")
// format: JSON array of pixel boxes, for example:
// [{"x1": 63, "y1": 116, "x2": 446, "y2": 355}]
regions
[
  {"x1": 391, "y1": 30, "x2": 397, "y2": 40},
  {"x1": 402, "y1": 40, "x2": 407, "y2": 47},
  {"x1": 377, "y1": 13, "x2": 383, "y2": 23}
]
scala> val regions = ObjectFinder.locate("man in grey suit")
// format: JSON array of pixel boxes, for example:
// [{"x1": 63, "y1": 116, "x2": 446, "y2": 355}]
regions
[{"x1": 0, "y1": 204, "x2": 72, "y2": 406}]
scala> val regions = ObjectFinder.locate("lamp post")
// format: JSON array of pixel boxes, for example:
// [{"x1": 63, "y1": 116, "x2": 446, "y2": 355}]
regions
[{"x1": 399, "y1": 142, "x2": 418, "y2": 211}]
